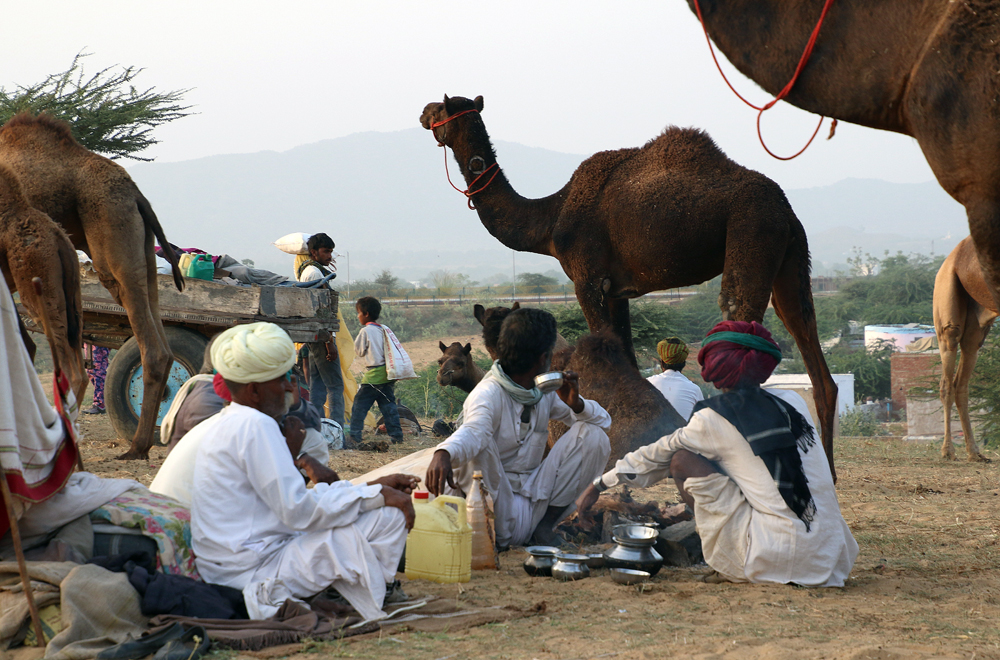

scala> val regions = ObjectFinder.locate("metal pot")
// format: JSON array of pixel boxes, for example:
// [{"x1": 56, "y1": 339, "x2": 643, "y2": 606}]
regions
[
  {"x1": 604, "y1": 525, "x2": 664, "y2": 576},
  {"x1": 552, "y1": 553, "x2": 591, "y2": 581},
  {"x1": 523, "y1": 546, "x2": 559, "y2": 577}
]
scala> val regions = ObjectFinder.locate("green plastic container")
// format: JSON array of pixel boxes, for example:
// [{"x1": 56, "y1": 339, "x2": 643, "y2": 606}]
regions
[{"x1": 185, "y1": 254, "x2": 214, "y2": 281}]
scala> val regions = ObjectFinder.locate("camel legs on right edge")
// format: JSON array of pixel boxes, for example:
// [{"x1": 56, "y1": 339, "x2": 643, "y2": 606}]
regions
[{"x1": 953, "y1": 315, "x2": 991, "y2": 462}]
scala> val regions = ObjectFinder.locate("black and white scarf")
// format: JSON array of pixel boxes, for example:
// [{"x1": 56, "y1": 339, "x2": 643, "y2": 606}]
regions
[{"x1": 693, "y1": 387, "x2": 817, "y2": 531}]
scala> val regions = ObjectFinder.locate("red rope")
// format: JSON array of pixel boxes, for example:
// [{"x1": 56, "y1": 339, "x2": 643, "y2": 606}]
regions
[
  {"x1": 692, "y1": 0, "x2": 836, "y2": 160},
  {"x1": 432, "y1": 108, "x2": 502, "y2": 209}
]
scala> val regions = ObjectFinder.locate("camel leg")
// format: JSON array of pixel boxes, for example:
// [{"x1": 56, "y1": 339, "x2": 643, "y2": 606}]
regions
[
  {"x1": 607, "y1": 297, "x2": 638, "y2": 369},
  {"x1": 954, "y1": 314, "x2": 991, "y2": 462},
  {"x1": 770, "y1": 253, "x2": 839, "y2": 482},
  {"x1": 575, "y1": 278, "x2": 615, "y2": 333},
  {"x1": 934, "y1": 263, "x2": 965, "y2": 461},
  {"x1": 88, "y1": 210, "x2": 172, "y2": 461}
]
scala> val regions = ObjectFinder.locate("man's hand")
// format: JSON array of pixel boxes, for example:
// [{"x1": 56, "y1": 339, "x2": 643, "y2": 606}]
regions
[
  {"x1": 381, "y1": 486, "x2": 416, "y2": 530},
  {"x1": 281, "y1": 416, "x2": 306, "y2": 459},
  {"x1": 557, "y1": 370, "x2": 584, "y2": 413},
  {"x1": 426, "y1": 449, "x2": 456, "y2": 496},
  {"x1": 369, "y1": 473, "x2": 421, "y2": 494},
  {"x1": 325, "y1": 340, "x2": 339, "y2": 362},
  {"x1": 295, "y1": 454, "x2": 340, "y2": 485},
  {"x1": 574, "y1": 483, "x2": 601, "y2": 528}
]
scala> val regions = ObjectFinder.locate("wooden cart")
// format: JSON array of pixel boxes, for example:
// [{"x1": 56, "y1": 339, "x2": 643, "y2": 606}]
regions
[{"x1": 29, "y1": 269, "x2": 339, "y2": 442}]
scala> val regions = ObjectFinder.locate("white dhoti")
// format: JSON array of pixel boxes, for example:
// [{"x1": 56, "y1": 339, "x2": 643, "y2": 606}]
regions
[
  {"x1": 453, "y1": 422, "x2": 610, "y2": 547},
  {"x1": 684, "y1": 472, "x2": 753, "y2": 583},
  {"x1": 243, "y1": 506, "x2": 407, "y2": 621}
]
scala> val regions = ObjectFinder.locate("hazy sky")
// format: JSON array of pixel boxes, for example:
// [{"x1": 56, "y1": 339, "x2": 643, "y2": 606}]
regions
[{"x1": 5, "y1": 0, "x2": 939, "y2": 192}]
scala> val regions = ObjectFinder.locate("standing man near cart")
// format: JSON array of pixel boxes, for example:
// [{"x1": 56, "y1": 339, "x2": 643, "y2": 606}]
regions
[{"x1": 295, "y1": 232, "x2": 344, "y2": 428}]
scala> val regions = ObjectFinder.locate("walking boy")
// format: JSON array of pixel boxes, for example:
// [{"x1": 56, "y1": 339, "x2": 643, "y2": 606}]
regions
[{"x1": 349, "y1": 297, "x2": 405, "y2": 447}]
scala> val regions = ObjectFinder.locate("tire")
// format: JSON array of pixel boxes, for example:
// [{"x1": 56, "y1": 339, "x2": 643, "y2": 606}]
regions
[{"x1": 105, "y1": 326, "x2": 209, "y2": 442}]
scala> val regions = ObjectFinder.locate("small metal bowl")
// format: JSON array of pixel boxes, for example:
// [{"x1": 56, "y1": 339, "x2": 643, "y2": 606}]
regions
[
  {"x1": 612, "y1": 524, "x2": 659, "y2": 546},
  {"x1": 534, "y1": 371, "x2": 564, "y2": 394},
  {"x1": 523, "y1": 546, "x2": 559, "y2": 577},
  {"x1": 585, "y1": 553, "x2": 605, "y2": 569},
  {"x1": 610, "y1": 568, "x2": 651, "y2": 585}
]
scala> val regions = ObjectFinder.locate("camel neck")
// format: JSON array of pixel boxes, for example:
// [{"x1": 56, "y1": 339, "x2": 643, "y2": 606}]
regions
[
  {"x1": 689, "y1": 0, "x2": 937, "y2": 133},
  {"x1": 445, "y1": 121, "x2": 564, "y2": 256}
]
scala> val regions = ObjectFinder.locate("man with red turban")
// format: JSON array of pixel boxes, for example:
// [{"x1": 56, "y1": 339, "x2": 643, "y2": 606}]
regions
[{"x1": 577, "y1": 321, "x2": 857, "y2": 586}]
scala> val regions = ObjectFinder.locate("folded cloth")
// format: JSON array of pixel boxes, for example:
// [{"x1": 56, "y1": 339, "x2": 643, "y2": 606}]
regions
[
  {"x1": 90, "y1": 488, "x2": 199, "y2": 578},
  {"x1": 126, "y1": 562, "x2": 247, "y2": 620}
]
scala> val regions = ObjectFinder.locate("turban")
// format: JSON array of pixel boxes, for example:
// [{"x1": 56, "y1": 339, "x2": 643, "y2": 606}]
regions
[
  {"x1": 656, "y1": 338, "x2": 689, "y2": 366},
  {"x1": 210, "y1": 322, "x2": 296, "y2": 384},
  {"x1": 698, "y1": 320, "x2": 781, "y2": 390}
]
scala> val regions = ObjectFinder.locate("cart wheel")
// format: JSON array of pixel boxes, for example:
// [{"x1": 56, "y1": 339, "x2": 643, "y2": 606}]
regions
[{"x1": 105, "y1": 326, "x2": 209, "y2": 442}]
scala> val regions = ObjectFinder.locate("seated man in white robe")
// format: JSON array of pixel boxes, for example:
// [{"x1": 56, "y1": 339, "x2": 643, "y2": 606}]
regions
[
  {"x1": 577, "y1": 320, "x2": 858, "y2": 587},
  {"x1": 646, "y1": 337, "x2": 704, "y2": 420},
  {"x1": 425, "y1": 307, "x2": 611, "y2": 548},
  {"x1": 189, "y1": 322, "x2": 417, "y2": 621}
]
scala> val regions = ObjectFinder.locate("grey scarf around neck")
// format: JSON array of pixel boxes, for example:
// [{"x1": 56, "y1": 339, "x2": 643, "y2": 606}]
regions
[{"x1": 483, "y1": 361, "x2": 544, "y2": 441}]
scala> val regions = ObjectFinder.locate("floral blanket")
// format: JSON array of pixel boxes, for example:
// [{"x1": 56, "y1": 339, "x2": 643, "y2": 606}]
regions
[{"x1": 90, "y1": 487, "x2": 200, "y2": 578}]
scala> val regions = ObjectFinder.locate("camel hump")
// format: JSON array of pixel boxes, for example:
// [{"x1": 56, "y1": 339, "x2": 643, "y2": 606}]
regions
[
  {"x1": 0, "y1": 112, "x2": 79, "y2": 148},
  {"x1": 642, "y1": 126, "x2": 732, "y2": 168}
]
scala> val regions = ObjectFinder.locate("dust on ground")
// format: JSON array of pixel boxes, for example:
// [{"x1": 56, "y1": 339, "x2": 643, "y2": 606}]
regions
[{"x1": 59, "y1": 352, "x2": 1000, "y2": 659}]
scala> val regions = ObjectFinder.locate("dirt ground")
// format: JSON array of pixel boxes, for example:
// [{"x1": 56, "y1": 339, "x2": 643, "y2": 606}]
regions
[{"x1": 54, "y1": 341, "x2": 1000, "y2": 659}]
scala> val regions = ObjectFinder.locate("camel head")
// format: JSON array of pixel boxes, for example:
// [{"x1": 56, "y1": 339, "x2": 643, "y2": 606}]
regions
[
  {"x1": 420, "y1": 94, "x2": 484, "y2": 147},
  {"x1": 474, "y1": 302, "x2": 519, "y2": 360},
  {"x1": 436, "y1": 341, "x2": 474, "y2": 388}
]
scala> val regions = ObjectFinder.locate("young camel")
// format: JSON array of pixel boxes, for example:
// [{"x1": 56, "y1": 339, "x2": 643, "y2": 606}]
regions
[
  {"x1": 421, "y1": 96, "x2": 839, "y2": 479},
  {"x1": 934, "y1": 237, "x2": 995, "y2": 462},
  {"x1": 436, "y1": 341, "x2": 485, "y2": 393},
  {"x1": 0, "y1": 113, "x2": 183, "y2": 460},
  {"x1": 0, "y1": 163, "x2": 86, "y2": 396}
]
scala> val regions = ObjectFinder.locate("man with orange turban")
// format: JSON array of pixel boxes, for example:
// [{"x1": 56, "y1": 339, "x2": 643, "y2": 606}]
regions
[{"x1": 577, "y1": 321, "x2": 857, "y2": 586}]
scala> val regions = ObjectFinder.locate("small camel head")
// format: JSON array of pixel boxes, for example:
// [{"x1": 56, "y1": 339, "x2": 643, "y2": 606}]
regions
[
  {"x1": 420, "y1": 94, "x2": 484, "y2": 145},
  {"x1": 474, "y1": 301, "x2": 519, "y2": 359},
  {"x1": 437, "y1": 341, "x2": 474, "y2": 387}
]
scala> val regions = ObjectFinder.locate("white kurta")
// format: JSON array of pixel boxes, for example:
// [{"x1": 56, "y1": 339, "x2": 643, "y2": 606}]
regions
[
  {"x1": 190, "y1": 403, "x2": 406, "y2": 620},
  {"x1": 354, "y1": 324, "x2": 386, "y2": 368},
  {"x1": 151, "y1": 412, "x2": 329, "y2": 509},
  {"x1": 437, "y1": 380, "x2": 612, "y2": 547},
  {"x1": 599, "y1": 388, "x2": 857, "y2": 587},
  {"x1": 646, "y1": 370, "x2": 705, "y2": 420}
]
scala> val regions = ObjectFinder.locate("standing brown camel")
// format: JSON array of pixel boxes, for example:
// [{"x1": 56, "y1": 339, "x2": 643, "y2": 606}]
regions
[
  {"x1": 934, "y1": 237, "x2": 996, "y2": 462},
  {"x1": 679, "y1": 0, "x2": 1000, "y2": 317},
  {"x1": 0, "y1": 113, "x2": 184, "y2": 460},
  {"x1": 420, "y1": 95, "x2": 839, "y2": 477},
  {"x1": 0, "y1": 163, "x2": 86, "y2": 397}
]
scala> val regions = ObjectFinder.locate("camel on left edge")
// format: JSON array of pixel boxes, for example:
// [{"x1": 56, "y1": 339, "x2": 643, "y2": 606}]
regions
[
  {"x1": 0, "y1": 112, "x2": 184, "y2": 460},
  {"x1": 0, "y1": 163, "x2": 86, "y2": 400}
]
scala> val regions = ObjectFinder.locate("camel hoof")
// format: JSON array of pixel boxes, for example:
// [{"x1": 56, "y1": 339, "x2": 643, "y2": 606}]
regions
[
  {"x1": 969, "y1": 454, "x2": 992, "y2": 464},
  {"x1": 115, "y1": 450, "x2": 150, "y2": 461}
]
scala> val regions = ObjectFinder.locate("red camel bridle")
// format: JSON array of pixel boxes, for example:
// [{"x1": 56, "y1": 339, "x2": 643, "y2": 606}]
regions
[
  {"x1": 431, "y1": 109, "x2": 501, "y2": 210},
  {"x1": 692, "y1": 0, "x2": 837, "y2": 160}
]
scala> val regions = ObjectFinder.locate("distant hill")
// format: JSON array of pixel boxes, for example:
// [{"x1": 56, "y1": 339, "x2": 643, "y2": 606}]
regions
[{"x1": 127, "y1": 129, "x2": 968, "y2": 283}]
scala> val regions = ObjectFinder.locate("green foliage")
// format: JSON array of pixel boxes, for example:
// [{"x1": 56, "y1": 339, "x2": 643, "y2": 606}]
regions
[
  {"x1": 838, "y1": 407, "x2": 887, "y2": 437},
  {"x1": 820, "y1": 251, "x2": 940, "y2": 332},
  {"x1": 966, "y1": 333, "x2": 1000, "y2": 447},
  {"x1": 372, "y1": 269, "x2": 401, "y2": 297},
  {"x1": 0, "y1": 53, "x2": 192, "y2": 161},
  {"x1": 517, "y1": 272, "x2": 558, "y2": 290},
  {"x1": 824, "y1": 340, "x2": 895, "y2": 402},
  {"x1": 394, "y1": 352, "x2": 492, "y2": 419}
]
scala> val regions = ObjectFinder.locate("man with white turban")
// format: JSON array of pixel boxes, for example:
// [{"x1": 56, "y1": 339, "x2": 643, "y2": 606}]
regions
[{"x1": 188, "y1": 322, "x2": 417, "y2": 621}]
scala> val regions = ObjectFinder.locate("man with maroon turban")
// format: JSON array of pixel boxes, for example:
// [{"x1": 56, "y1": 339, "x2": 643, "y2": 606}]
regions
[{"x1": 576, "y1": 321, "x2": 857, "y2": 586}]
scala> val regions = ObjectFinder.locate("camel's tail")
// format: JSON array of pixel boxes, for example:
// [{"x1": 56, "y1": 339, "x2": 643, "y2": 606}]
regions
[
  {"x1": 56, "y1": 227, "x2": 87, "y2": 401},
  {"x1": 771, "y1": 217, "x2": 839, "y2": 480},
  {"x1": 136, "y1": 190, "x2": 184, "y2": 292}
]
